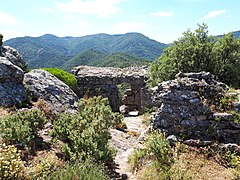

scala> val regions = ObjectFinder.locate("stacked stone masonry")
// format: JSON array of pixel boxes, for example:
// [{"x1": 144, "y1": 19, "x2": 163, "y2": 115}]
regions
[
  {"x1": 73, "y1": 66, "x2": 148, "y2": 112},
  {"x1": 152, "y1": 72, "x2": 240, "y2": 144}
]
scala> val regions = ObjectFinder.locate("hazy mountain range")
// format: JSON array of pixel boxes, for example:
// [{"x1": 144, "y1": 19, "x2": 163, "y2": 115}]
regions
[{"x1": 4, "y1": 31, "x2": 240, "y2": 71}]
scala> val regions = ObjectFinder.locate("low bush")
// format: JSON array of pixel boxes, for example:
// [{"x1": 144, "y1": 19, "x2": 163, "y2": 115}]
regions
[
  {"x1": 28, "y1": 155, "x2": 63, "y2": 180},
  {"x1": 0, "y1": 144, "x2": 27, "y2": 179},
  {"x1": 51, "y1": 96, "x2": 123, "y2": 162},
  {"x1": 47, "y1": 159, "x2": 109, "y2": 180},
  {"x1": 145, "y1": 131, "x2": 173, "y2": 169},
  {"x1": 128, "y1": 131, "x2": 186, "y2": 179},
  {"x1": 43, "y1": 68, "x2": 78, "y2": 93},
  {"x1": 0, "y1": 109, "x2": 47, "y2": 150}
]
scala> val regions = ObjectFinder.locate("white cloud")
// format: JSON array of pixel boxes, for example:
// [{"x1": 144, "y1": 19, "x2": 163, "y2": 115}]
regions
[
  {"x1": 63, "y1": 14, "x2": 76, "y2": 20},
  {"x1": 55, "y1": 0, "x2": 123, "y2": 17},
  {"x1": 201, "y1": 10, "x2": 226, "y2": 20},
  {"x1": 62, "y1": 15, "x2": 92, "y2": 28},
  {"x1": 149, "y1": 11, "x2": 174, "y2": 17},
  {"x1": 0, "y1": 12, "x2": 20, "y2": 25},
  {"x1": 76, "y1": 19, "x2": 92, "y2": 28},
  {"x1": 112, "y1": 22, "x2": 149, "y2": 34},
  {"x1": 1, "y1": 29, "x2": 24, "y2": 40},
  {"x1": 41, "y1": 7, "x2": 55, "y2": 13}
]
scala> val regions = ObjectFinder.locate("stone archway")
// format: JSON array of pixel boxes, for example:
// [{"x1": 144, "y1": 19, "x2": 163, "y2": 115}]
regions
[{"x1": 72, "y1": 66, "x2": 148, "y2": 112}]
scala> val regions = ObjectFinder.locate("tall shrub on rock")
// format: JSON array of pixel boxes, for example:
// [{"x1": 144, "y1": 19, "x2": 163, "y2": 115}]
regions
[
  {"x1": 0, "y1": 33, "x2": 3, "y2": 46},
  {"x1": 149, "y1": 24, "x2": 240, "y2": 88}
]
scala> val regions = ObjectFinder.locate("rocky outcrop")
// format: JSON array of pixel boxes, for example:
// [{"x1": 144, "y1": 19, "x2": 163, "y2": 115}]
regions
[
  {"x1": 24, "y1": 69, "x2": 79, "y2": 113},
  {"x1": 73, "y1": 66, "x2": 148, "y2": 112},
  {"x1": 0, "y1": 57, "x2": 27, "y2": 106},
  {"x1": 152, "y1": 72, "x2": 240, "y2": 144},
  {"x1": 0, "y1": 46, "x2": 27, "y2": 70}
]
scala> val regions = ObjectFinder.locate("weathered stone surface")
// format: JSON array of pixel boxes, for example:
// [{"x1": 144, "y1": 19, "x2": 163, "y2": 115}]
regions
[
  {"x1": 24, "y1": 69, "x2": 79, "y2": 113},
  {"x1": 213, "y1": 113, "x2": 234, "y2": 121},
  {"x1": 73, "y1": 66, "x2": 148, "y2": 112},
  {"x1": 0, "y1": 57, "x2": 24, "y2": 82},
  {"x1": 0, "y1": 81, "x2": 27, "y2": 107},
  {"x1": 152, "y1": 72, "x2": 240, "y2": 144},
  {"x1": 0, "y1": 57, "x2": 27, "y2": 107},
  {"x1": 0, "y1": 46, "x2": 27, "y2": 70}
]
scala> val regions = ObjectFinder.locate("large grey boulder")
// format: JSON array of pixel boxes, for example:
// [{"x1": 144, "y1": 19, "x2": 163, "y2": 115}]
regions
[
  {"x1": 24, "y1": 69, "x2": 79, "y2": 113},
  {"x1": 0, "y1": 46, "x2": 27, "y2": 70},
  {"x1": 0, "y1": 57, "x2": 27, "y2": 106}
]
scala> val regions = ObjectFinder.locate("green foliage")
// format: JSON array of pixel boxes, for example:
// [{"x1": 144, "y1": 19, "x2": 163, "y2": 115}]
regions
[
  {"x1": 42, "y1": 68, "x2": 77, "y2": 93},
  {"x1": 28, "y1": 158, "x2": 62, "y2": 180},
  {"x1": 221, "y1": 151, "x2": 240, "y2": 168},
  {"x1": 47, "y1": 159, "x2": 109, "y2": 180},
  {"x1": 145, "y1": 131, "x2": 173, "y2": 169},
  {"x1": 5, "y1": 33, "x2": 165, "y2": 69},
  {"x1": 61, "y1": 49, "x2": 150, "y2": 72},
  {"x1": 61, "y1": 49, "x2": 107, "y2": 72},
  {"x1": 117, "y1": 83, "x2": 131, "y2": 102},
  {"x1": 51, "y1": 96, "x2": 123, "y2": 162},
  {"x1": 129, "y1": 131, "x2": 174, "y2": 173},
  {"x1": 0, "y1": 109, "x2": 47, "y2": 149},
  {"x1": 128, "y1": 149, "x2": 146, "y2": 172},
  {"x1": 0, "y1": 144, "x2": 27, "y2": 180},
  {"x1": 149, "y1": 23, "x2": 240, "y2": 88},
  {"x1": 97, "y1": 52, "x2": 149, "y2": 68}
]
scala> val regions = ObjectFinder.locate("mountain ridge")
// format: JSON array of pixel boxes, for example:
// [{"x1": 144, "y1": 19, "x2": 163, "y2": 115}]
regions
[
  {"x1": 4, "y1": 32, "x2": 167, "y2": 69},
  {"x1": 4, "y1": 30, "x2": 240, "y2": 70}
]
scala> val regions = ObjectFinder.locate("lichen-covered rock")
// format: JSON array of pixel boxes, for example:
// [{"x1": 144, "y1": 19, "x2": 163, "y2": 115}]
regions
[
  {"x1": 152, "y1": 72, "x2": 240, "y2": 144},
  {"x1": 0, "y1": 57, "x2": 27, "y2": 106},
  {"x1": 0, "y1": 46, "x2": 27, "y2": 70},
  {"x1": 0, "y1": 57, "x2": 24, "y2": 82},
  {"x1": 24, "y1": 69, "x2": 79, "y2": 113}
]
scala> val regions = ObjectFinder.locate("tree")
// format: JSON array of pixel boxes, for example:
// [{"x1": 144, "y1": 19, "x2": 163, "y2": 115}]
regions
[
  {"x1": 149, "y1": 24, "x2": 240, "y2": 88},
  {"x1": 0, "y1": 34, "x2": 3, "y2": 46}
]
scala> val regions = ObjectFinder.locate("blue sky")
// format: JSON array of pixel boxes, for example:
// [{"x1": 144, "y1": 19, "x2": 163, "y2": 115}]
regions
[{"x1": 0, "y1": 0, "x2": 239, "y2": 43}]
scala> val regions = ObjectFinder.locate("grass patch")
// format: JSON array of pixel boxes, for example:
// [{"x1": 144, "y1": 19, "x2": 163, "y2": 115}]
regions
[{"x1": 47, "y1": 159, "x2": 109, "y2": 180}]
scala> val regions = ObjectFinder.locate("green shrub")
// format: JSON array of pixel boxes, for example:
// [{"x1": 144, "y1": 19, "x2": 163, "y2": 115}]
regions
[
  {"x1": 28, "y1": 158, "x2": 62, "y2": 180},
  {"x1": 0, "y1": 109, "x2": 47, "y2": 149},
  {"x1": 47, "y1": 159, "x2": 109, "y2": 180},
  {"x1": 0, "y1": 144, "x2": 27, "y2": 180},
  {"x1": 145, "y1": 131, "x2": 173, "y2": 169},
  {"x1": 51, "y1": 96, "x2": 122, "y2": 162},
  {"x1": 128, "y1": 149, "x2": 146, "y2": 172},
  {"x1": 128, "y1": 131, "x2": 175, "y2": 177},
  {"x1": 149, "y1": 23, "x2": 240, "y2": 88},
  {"x1": 43, "y1": 68, "x2": 78, "y2": 93}
]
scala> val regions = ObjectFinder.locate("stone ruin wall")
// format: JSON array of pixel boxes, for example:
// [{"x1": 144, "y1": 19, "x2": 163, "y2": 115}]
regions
[
  {"x1": 73, "y1": 66, "x2": 149, "y2": 112},
  {"x1": 73, "y1": 66, "x2": 240, "y2": 145},
  {"x1": 152, "y1": 72, "x2": 240, "y2": 144}
]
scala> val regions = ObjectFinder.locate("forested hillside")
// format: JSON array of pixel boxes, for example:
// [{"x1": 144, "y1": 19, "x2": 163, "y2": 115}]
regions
[
  {"x1": 5, "y1": 33, "x2": 166, "y2": 69},
  {"x1": 61, "y1": 49, "x2": 149, "y2": 71}
]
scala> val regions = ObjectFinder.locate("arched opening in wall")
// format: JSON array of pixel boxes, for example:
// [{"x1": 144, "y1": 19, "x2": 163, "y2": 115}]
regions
[{"x1": 117, "y1": 82, "x2": 141, "y2": 114}]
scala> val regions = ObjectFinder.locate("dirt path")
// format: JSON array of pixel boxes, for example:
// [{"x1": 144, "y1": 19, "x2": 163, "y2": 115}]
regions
[{"x1": 110, "y1": 115, "x2": 148, "y2": 179}]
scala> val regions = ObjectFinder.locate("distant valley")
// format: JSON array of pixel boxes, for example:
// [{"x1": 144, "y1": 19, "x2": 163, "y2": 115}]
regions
[{"x1": 4, "y1": 33, "x2": 167, "y2": 71}]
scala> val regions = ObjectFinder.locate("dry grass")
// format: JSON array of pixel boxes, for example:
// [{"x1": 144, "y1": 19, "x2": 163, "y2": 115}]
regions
[
  {"x1": 133, "y1": 146, "x2": 238, "y2": 180},
  {"x1": 127, "y1": 130, "x2": 140, "y2": 137},
  {"x1": 141, "y1": 113, "x2": 151, "y2": 127},
  {"x1": 0, "y1": 107, "x2": 15, "y2": 117},
  {"x1": 172, "y1": 150, "x2": 235, "y2": 180}
]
